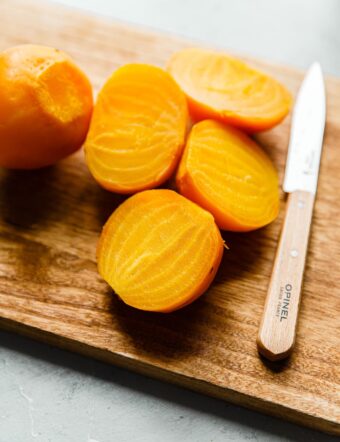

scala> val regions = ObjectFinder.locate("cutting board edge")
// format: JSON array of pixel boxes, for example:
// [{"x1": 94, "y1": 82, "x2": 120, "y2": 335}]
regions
[{"x1": 0, "y1": 316, "x2": 338, "y2": 436}]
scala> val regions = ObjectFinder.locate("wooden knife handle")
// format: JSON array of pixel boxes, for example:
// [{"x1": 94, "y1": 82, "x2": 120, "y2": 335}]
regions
[{"x1": 257, "y1": 190, "x2": 315, "y2": 361}]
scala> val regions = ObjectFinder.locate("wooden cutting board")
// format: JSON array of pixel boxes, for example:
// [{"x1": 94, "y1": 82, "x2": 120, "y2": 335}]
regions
[{"x1": 0, "y1": 0, "x2": 339, "y2": 435}]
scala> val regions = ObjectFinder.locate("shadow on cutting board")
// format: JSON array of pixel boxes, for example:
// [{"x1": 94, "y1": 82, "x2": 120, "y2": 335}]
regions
[
  {"x1": 110, "y1": 226, "x2": 272, "y2": 366},
  {"x1": 0, "y1": 152, "x2": 126, "y2": 233},
  {"x1": 0, "y1": 166, "x2": 61, "y2": 229}
]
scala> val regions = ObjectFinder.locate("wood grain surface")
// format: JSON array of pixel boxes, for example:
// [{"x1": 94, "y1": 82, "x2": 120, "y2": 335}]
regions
[{"x1": 0, "y1": 0, "x2": 339, "y2": 435}]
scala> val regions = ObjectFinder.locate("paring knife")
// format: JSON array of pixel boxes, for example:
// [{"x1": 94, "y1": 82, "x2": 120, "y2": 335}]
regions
[{"x1": 257, "y1": 63, "x2": 326, "y2": 361}]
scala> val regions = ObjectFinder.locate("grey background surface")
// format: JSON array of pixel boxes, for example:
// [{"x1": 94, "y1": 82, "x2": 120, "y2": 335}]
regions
[{"x1": 0, "y1": 0, "x2": 339, "y2": 441}]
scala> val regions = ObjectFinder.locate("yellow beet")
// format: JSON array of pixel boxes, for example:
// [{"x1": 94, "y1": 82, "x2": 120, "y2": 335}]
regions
[
  {"x1": 85, "y1": 64, "x2": 188, "y2": 194},
  {"x1": 0, "y1": 44, "x2": 93, "y2": 169},
  {"x1": 176, "y1": 120, "x2": 279, "y2": 231},
  {"x1": 168, "y1": 48, "x2": 292, "y2": 132},
  {"x1": 97, "y1": 189, "x2": 224, "y2": 312}
]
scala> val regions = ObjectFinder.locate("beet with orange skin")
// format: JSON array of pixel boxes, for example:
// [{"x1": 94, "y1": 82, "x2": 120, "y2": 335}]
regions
[{"x1": 0, "y1": 44, "x2": 93, "y2": 169}]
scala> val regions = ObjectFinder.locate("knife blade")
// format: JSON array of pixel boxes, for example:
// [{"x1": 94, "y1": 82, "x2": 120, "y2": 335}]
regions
[
  {"x1": 283, "y1": 62, "x2": 326, "y2": 194},
  {"x1": 257, "y1": 63, "x2": 326, "y2": 361}
]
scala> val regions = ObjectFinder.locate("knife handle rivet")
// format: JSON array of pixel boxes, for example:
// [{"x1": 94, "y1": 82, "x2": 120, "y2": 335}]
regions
[
  {"x1": 290, "y1": 249, "x2": 299, "y2": 258},
  {"x1": 298, "y1": 200, "x2": 305, "y2": 208}
]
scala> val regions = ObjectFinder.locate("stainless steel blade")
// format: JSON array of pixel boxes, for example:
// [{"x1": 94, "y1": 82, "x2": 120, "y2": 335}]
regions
[{"x1": 283, "y1": 63, "x2": 326, "y2": 194}]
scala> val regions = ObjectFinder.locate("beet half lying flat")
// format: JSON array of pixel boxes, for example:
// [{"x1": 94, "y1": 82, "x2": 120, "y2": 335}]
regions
[{"x1": 97, "y1": 189, "x2": 224, "y2": 312}]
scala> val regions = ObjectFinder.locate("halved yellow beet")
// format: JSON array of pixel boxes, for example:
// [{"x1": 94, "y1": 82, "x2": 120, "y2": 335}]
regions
[
  {"x1": 97, "y1": 189, "x2": 224, "y2": 312},
  {"x1": 167, "y1": 48, "x2": 292, "y2": 132},
  {"x1": 176, "y1": 120, "x2": 279, "y2": 231},
  {"x1": 85, "y1": 64, "x2": 188, "y2": 194}
]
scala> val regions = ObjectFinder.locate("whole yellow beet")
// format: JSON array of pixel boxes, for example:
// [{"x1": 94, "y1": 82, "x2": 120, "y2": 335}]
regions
[{"x1": 0, "y1": 44, "x2": 93, "y2": 169}]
